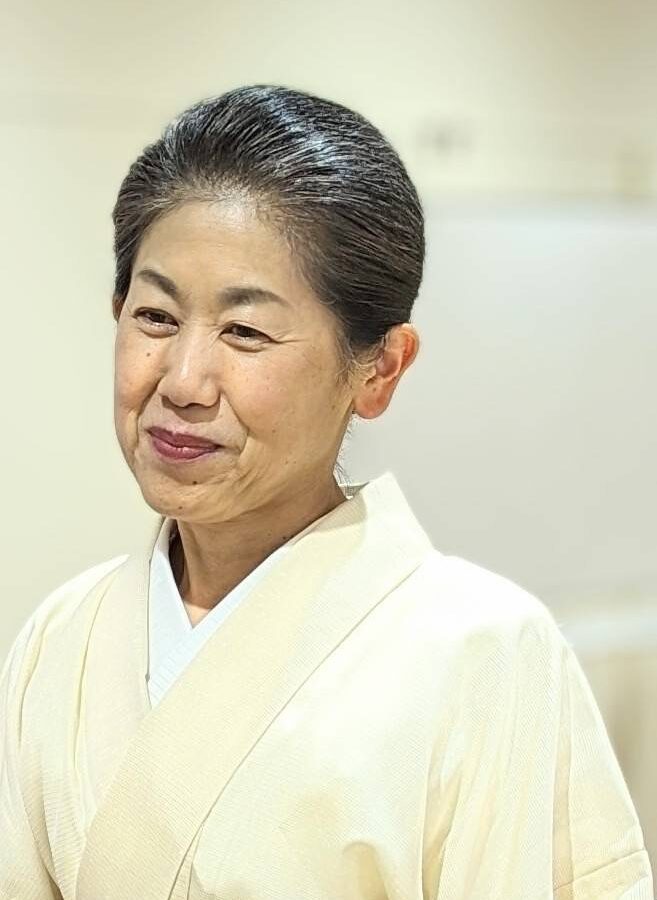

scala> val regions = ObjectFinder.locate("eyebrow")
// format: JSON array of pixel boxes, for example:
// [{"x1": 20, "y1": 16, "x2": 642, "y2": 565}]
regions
[{"x1": 134, "y1": 267, "x2": 292, "y2": 310}]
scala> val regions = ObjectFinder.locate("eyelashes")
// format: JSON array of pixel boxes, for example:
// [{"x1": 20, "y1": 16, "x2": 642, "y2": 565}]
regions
[
  {"x1": 226, "y1": 324, "x2": 268, "y2": 341},
  {"x1": 134, "y1": 309, "x2": 268, "y2": 342},
  {"x1": 135, "y1": 309, "x2": 172, "y2": 328}
]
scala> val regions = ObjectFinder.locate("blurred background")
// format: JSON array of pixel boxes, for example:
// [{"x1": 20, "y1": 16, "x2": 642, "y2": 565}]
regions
[{"x1": 1, "y1": 0, "x2": 655, "y2": 874}]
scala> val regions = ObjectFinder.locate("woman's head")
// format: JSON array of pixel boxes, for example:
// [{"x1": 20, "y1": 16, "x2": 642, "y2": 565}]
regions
[{"x1": 112, "y1": 85, "x2": 423, "y2": 523}]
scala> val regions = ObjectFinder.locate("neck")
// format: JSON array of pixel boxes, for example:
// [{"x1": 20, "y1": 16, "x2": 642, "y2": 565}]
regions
[{"x1": 169, "y1": 476, "x2": 348, "y2": 619}]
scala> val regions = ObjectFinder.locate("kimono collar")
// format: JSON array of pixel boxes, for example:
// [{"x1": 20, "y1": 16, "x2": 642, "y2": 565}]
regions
[{"x1": 77, "y1": 469, "x2": 434, "y2": 899}]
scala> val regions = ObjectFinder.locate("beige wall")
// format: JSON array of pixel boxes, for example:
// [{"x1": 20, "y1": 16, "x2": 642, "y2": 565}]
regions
[{"x1": 2, "y1": 0, "x2": 657, "y2": 198}]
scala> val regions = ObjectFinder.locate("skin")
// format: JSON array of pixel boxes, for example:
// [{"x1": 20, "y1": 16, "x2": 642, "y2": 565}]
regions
[{"x1": 114, "y1": 199, "x2": 419, "y2": 626}]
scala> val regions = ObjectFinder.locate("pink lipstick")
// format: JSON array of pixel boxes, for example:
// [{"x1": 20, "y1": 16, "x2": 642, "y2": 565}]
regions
[{"x1": 147, "y1": 427, "x2": 221, "y2": 462}]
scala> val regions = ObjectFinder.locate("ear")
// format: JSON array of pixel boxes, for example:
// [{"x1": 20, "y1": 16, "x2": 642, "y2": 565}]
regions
[{"x1": 351, "y1": 324, "x2": 420, "y2": 421}]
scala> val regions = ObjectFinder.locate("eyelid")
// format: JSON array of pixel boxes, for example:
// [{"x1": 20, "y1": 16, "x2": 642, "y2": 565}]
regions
[
  {"x1": 228, "y1": 324, "x2": 268, "y2": 341},
  {"x1": 135, "y1": 309, "x2": 175, "y2": 327},
  {"x1": 134, "y1": 309, "x2": 269, "y2": 341}
]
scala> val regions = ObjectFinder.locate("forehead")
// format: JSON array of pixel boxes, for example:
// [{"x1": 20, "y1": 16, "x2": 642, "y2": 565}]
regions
[{"x1": 133, "y1": 199, "x2": 313, "y2": 307}]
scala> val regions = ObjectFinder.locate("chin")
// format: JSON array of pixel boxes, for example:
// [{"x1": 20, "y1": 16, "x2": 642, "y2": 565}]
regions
[{"x1": 138, "y1": 473, "x2": 212, "y2": 518}]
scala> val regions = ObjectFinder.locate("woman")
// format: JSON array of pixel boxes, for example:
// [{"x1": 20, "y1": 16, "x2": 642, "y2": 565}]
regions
[{"x1": 0, "y1": 85, "x2": 652, "y2": 900}]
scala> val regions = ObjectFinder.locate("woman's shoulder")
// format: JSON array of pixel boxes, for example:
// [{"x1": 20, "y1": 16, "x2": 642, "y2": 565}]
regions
[
  {"x1": 408, "y1": 551, "x2": 576, "y2": 732},
  {"x1": 32, "y1": 554, "x2": 128, "y2": 628},
  {"x1": 1, "y1": 554, "x2": 128, "y2": 683},
  {"x1": 413, "y1": 548, "x2": 566, "y2": 656}
]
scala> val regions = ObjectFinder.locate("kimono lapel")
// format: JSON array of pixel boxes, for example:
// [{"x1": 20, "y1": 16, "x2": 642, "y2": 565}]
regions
[
  {"x1": 78, "y1": 515, "x2": 160, "y2": 809},
  {"x1": 76, "y1": 471, "x2": 433, "y2": 900}
]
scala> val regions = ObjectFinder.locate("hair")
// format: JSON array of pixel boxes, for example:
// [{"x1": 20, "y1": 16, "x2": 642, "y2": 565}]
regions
[{"x1": 111, "y1": 84, "x2": 425, "y2": 483}]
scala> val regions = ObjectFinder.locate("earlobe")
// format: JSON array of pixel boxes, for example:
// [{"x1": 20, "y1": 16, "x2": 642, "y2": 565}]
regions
[
  {"x1": 351, "y1": 380, "x2": 395, "y2": 421},
  {"x1": 351, "y1": 325, "x2": 420, "y2": 421}
]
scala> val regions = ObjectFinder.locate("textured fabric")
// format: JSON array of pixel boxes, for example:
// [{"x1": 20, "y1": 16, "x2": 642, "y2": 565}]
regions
[
  {"x1": 0, "y1": 471, "x2": 653, "y2": 899},
  {"x1": 559, "y1": 600, "x2": 657, "y2": 882},
  {"x1": 147, "y1": 487, "x2": 355, "y2": 708}
]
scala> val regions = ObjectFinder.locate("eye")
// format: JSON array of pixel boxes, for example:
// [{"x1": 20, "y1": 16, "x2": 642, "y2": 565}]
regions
[
  {"x1": 134, "y1": 310, "x2": 268, "y2": 343},
  {"x1": 135, "y1": 309, "x2": 176, "y2": 329},
  {"x1": 225, "y1": 324, "x2": 268, "y2": 342}
]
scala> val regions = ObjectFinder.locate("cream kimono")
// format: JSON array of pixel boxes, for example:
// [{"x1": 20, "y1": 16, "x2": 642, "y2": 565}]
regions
[{"x1": 0, "y1": 472, "x2": 653, "y2": 899}]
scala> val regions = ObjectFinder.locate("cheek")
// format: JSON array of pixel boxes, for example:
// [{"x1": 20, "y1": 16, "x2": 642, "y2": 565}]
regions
[
  {"x1": 114, "y1": 372, "x2": 142, "y2": 421},
  {"x1": 114, "y1": 367, "x2": 156, "y2": 455},
  {"x1": 114, "y1": 334, "x2": 155, "y2": 407},
  {"x1": 266, "y1": 373, "x2": 341, "y2": 441},
  {"x1": 232, "y1": 358, "x2": 295, "y2": 414}
]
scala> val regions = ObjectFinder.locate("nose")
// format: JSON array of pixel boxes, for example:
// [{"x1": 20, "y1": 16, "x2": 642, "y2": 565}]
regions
[{"x1": 156, "y1": 328, "x2": 221, "y2": 409}]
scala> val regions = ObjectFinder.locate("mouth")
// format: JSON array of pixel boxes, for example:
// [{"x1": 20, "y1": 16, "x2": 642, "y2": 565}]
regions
[
  {"x1": 147, "y1": 426, "x2": 220, "y2": 448},
  {"x1": 146, "y1": 428, "x2": 222, "y2": 462}
]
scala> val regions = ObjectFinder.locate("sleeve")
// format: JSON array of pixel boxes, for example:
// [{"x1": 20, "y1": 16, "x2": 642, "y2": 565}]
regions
[
  {"x1": 424, "y1": 611, "x2": 654, "y2": 900},
  {"x1": 551, "y1": 637, "x2": 653, "y2": 899},
  {"x1": 0, "y1": 617, "x2": 63, "y2": 900}
]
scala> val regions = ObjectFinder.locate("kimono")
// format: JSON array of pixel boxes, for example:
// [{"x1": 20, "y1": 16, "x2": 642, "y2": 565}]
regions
[{"x1": 0, "y1": 471, "x2": 653, "y2": 899}]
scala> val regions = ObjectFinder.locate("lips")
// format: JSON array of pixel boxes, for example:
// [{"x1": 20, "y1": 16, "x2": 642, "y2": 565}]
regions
[{"x1": 147, "y1": 427, "x2": 220, "y2": 449}]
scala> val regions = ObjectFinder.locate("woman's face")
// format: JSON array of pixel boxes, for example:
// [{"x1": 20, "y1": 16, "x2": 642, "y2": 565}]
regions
[{"x1": 114, "y1": 199, "x2": 354, "y2": 523}]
